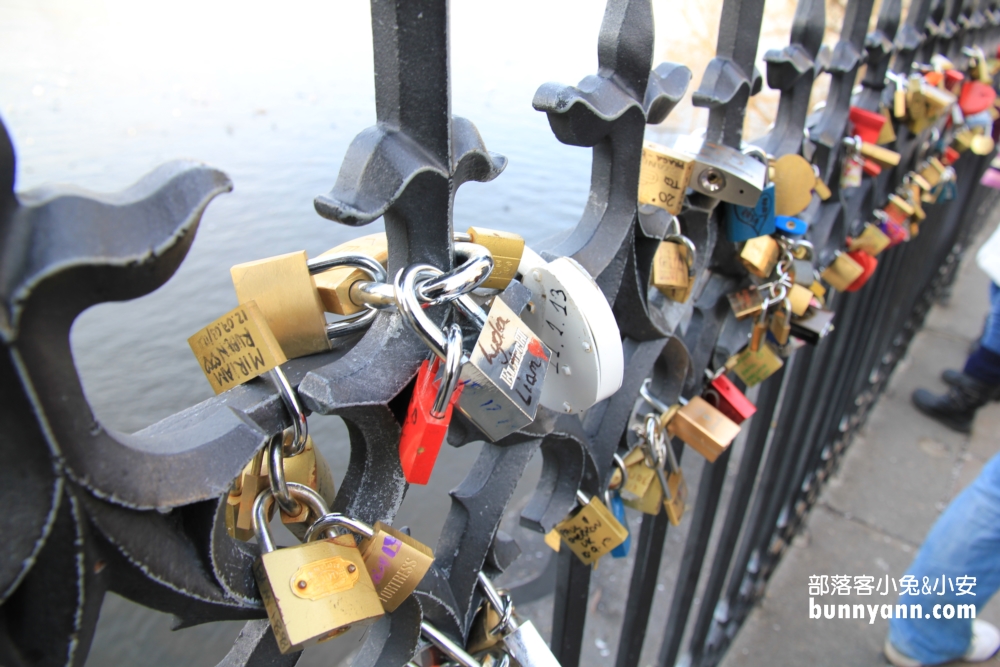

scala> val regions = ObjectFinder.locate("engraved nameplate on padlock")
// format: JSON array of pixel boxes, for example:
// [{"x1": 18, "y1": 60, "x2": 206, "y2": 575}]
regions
[
  {"x1": 459, "y1": 297, "x2": 552, "y2": 441},
  {"x1": 188, "y1": 302, "x2": 287, "y2": 395}
]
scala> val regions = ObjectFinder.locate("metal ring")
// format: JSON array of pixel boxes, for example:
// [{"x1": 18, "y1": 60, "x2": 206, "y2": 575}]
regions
[
  {"x1": 268, "y1": 433, "x2": 300, "y2": 516},
  {"x1": 395, "y1": 264, "x2": 450, "y2": 360},
  {"x1": 251, "y1": 482, "x2": 330, "y2": 554},
  {"x1": 325, "y1": 306, "x2": 379, "y2": 339},
  {"x1": 269, "y1": 367, "x2": 308, "y2": 457},
  {"x1": 304, "y1": 512, "x2": 376, "y2": 542},
  {"x1": 477, "y1": 571, "x2": 514, "y2": 637},
  {"x1": 416, "y1": 242, "x2": 494, "y2": 305},
  {"x1": 431, "y1": 323, "x2": 464, "y2": 418}
]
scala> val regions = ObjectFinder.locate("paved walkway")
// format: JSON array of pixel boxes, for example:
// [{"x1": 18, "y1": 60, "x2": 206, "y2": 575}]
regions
[{"x1": 722, "y1": 218, "x2": 1000, "y2": 667}]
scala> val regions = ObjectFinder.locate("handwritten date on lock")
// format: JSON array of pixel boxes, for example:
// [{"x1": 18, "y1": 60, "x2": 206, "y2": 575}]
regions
[{"x1": 188, "y1": 302, "x2": 287, "y2": 394}]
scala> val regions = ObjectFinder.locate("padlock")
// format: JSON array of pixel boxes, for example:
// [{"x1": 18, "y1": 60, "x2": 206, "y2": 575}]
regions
[
  {"x1": 726, "y1": 183, "x2": 776, "y2": 242},
  {"x1": 659, "y1": 428, "x2": 688, "y2": 526},
  {"x1": 877, "y1": 107, "x2": 897, "y2": 145},
  {"x1": 231, "y1": 251, "x2": 386, "y2": 359},
  {"x1": 398, "y1": 324, "x2": 464, "y2": 484},
  {"x1": 552, "y1": 490, "x2": 629, "y2": 565},
  {"x1": 469, "y1": 572, "x2": 561, "y2": 666},
  {"x1": 858, "y1": 141, "x2": 901, "y2": 169},
  {"x1": 971, "y1": 134, "x2": 996, "y2": 155},
  {"x1": 812, "y1": 165, "x2": 832, "y2": 201},
  {"x1": 605, "y1": 454, "x2": 632, "y2": 558},
  {"x1": 821, "y1": 251, "x2": 865, "y2": 292},
  {"x1": 639, "y1": 141, "x2": 696, "y2": 215},
  {"x1": 960, "y1": 80, "x2": 997, "y2": 116},
  {"x1": 787, "y1": 283, "x2": 815, "y2": 317},
  {"x1": 396, "y1": 264, "x2": 551, "y2": 442},
  {"x1": 661, "y1": 397, "x2": 741, "y2": 463},
  {"x1": 305, "y1": 513, "x2": 434, "y2": 613},
  {"x1": 252, "y1": 484, "x2": 384, "y2": 653},
  {"x1": 849, "y1": 107, "x2": 885, "y2": 144},
  {"x1": 790, "y1": 308, "x2": 835, "y2": 345},
  {"x1": 840, "y1": 137, "x2": 865, "y2": 190},
  {"x1": 770, "y1": 154, "x2": 817, "y2": 217},
  {"x1": 884, "y1": 194, "x2": 914, "y2": 226},
  {"x1": 769, "y1": 298, "x2": 792, "y2": 345},
  {"x1": 703, "y1": 372, "x2": 757, "y2": 424},
  {"x1": 620, "y1": 445, "x2": 664, "y2": 515},
  {"x1": 727, "y1": 287, "x2": 765, "y2": 319},
  {"x1": 653, "y1": 217, "x2": 697, "y2": 302},
  {"x1": 225, "y1": 447, "x2": 269, "y2": 542},
  {"x1": 633, "y1": 404, "x2": 689, "y2": 525},
  {"x1": 726, "y1": 342, "x2": 784, "y2": 387},
  {"x1": 666, "y1": 135, "x2": 767, "y2": 207},
  {"x1": 421, "y1": 618, "x2": 490, "y2": 667},
  {"x1": 844, "y1": 250, "x2": 877, "y2": 292},
  {"x1": 775, "y1": 215, "x2": 808, "y2": 236},
  {"x1": 740, "y1": 235, "x2": 780, "y2": 278},
  {"x1": 849, "y1": 223, "x2": 892, "y2": 256},
  {"x1": 517, "y1": 247, "x2": 623, "y2": 415},
  {"x1": 749, "y1": 297, "x2": 771, "y2": 352}
]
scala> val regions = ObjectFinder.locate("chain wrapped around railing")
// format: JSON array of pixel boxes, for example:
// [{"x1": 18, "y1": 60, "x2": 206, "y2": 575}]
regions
[{"x1": 1, "y1": 0, "x2": 999, "y2": 665}]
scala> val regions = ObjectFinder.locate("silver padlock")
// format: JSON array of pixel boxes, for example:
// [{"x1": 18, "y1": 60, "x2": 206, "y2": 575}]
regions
[
  {"x1": 666, "y1": 135, "x2": 767, "y2": 207},
  {"x1": 396, "y1": 263, "x2": 552, "y2": 442},
  {"x1": 475, "y1": 572, "x2": 561, "y2": 667}
]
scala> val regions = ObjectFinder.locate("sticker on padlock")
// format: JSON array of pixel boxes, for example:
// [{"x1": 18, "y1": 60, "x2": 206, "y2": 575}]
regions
[
  {"x1": 517, "y1": 247, "x2": 623, "y2": 415},
  {"x1": 740, "y1": 235, "x2": 780, "y2": 278},
  {"x1": 305, "y1": 513, "x2": 434, "y2": 613},
  {"x1": 652, "y1": 216, "x2": 697, "y2": 303},
  {"x1": 396, "y1": 264, "x2": 551, "y2": 442},
  {"x1": 252, "y1": 484, "x2": 384, "y2": 654},
  {"x1": 726, "y1": 342, "x2": 784, "y2": 387},
  {"x1": 665, "y1": 135, "x2": 768, "y2": 207},
  {"x1": 553, "y1": 490, "x2": 629, "y2": 565},
  {"x1": 703, "y1": 373, "x2": 757, "y2": 425},
  {"x1": 726, "y1": 183, "x2": 776, "y2": 242},
  {"x1": 638, "y1": 141, "x2": 696, "y2": 215},
  {"x1": 398, "y1": 324, "x2": 464, "y2": 484}
]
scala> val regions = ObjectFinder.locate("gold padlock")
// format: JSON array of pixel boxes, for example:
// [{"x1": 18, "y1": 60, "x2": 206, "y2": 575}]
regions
[
  {"x1": 858, "y1": 141, "x2": 901, "y2": 168},
  {"x1": 820, "y1": 252, "x2": 865, "y2": 292},
  {"x1": 770, "y1": 154, "x2": 816, "y2": 216},
  {"x1": 653, "y1": 221, "x2": 697, "y2": 302},
  {"x1": 661, "y1": 396, "x2": 741, "y2": 463},
  {"x1": 877, "y1": 107, "x2": 897, "y2": 145},
  {"x1": 313, "y1": 233, "x2": 389, "y2": 316},
  {"x1": 770, "y1": 298, "x2": 792, "y2": 346},
  {"x1": 465, "y1": 227, "x2": 525, "y2": 289},
  {"x1": 553, "y1": 490, "x2": 629, "y2": 566},
  {"x1": 953, "y1": 129, "x2": 975, "y2": 153},
  {"x1": 849, "y1": 223, "x2": 892, "y2": 257},
  {"x1": 727, "y1": 287, "x2": 765, "y2": 319},
  {"x1": 750, "y1": 300, "x2": 770, "y2": 352},
  {"x1": 638, "y1": 141, "x2": 696, "y2": 215},
  {"x1": 620, "y1": 446, "x2": 663, "y2": 515},
  {"x1": 726, "y1": 342, "x2": 784, "y2": 387},
  {"x1": 252, "y1": 485, "x2": 384, "y2": 654},
  {"x1": 788, "y1": 283, "x2": 814, "y2": 317},
  {"x1": 740, "y1": 235, "x2": 780, "y2": 278},
  {"x1": 225, "y1": 447, "x2": 269, "y2": 542},
  {"x1": 305, "y1": 514, "x2": 434, "y2": 613}
]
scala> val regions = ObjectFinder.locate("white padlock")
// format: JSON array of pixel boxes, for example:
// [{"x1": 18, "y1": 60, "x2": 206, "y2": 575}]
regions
[{"x1": 517, "y1": 247, "x2": 624, "y2": 414}]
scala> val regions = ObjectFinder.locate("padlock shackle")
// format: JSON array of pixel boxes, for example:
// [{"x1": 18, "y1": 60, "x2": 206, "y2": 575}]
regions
[
  {"x1": 477, "y1": 571, "x2": 515, "y2": 636},
  {"x1": 639, "y1": 378, "x2": 672, "y2": 416},
  {"x1": 307, "y1": 252, "x2": 387, "y2": 284},
  {"x1": 269, "y1": 367, "x2": 308, "y2": 458},
  {"x1": 252, "y1": 483, "x2": 330, "y2": 554},
  {"x1": 431, "y1": 323, "x2": 464, "y2": 418},
  {"x1": 421, "y1": 620, "x2": 483, "y2": 667},
  {"x1": 304, "y1": 512, "x2": 376, "y2": 542}
]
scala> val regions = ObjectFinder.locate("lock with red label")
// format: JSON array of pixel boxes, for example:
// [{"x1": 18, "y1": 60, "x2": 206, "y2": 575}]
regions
[
  {"x1": 703, "y1": 373, "x2": 757, "y2": 425},
  {"x1": 844, "y1": 250, "x2": 878, "y2": 292},
  {"x1": 398, "y1": 324, "x2": 464, "y2": 485}
]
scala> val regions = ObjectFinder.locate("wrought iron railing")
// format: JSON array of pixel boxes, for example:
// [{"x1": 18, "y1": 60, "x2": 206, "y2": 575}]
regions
[{"x1": 2, "y1": 0, "x2": 998, "y2": 666}]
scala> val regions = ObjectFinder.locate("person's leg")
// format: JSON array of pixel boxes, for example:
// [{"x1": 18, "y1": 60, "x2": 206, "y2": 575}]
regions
[
  {"x1": 914, "y1": 282, "x2": 1000, "y2": 431},
  {"x1": 888, "y1": 452, "x2": 1000, "y2": 663}
]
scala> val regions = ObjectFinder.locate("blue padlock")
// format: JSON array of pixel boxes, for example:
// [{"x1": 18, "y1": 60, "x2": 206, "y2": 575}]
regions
[
  {"x1": 609, "y1": 491, "x2": 631, "y2": 558},
  {"x1": 775, "y1": 215, "x2": 808, "y2": 236},
  {"x1": 725, "y1": 183, "x2": 776, "y2": 242}
]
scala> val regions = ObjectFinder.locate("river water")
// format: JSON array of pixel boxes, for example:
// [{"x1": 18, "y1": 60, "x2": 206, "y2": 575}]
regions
[{"x1": 0, "y1": 0, "x2": 800, "y2": 664}]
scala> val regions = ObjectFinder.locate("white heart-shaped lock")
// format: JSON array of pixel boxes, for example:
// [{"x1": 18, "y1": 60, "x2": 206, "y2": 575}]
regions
[{"x1": 517, "y1": 247, "x2": 624, "y2": 414}]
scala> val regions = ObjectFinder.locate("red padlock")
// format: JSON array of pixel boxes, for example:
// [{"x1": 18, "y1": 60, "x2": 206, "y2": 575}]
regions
[
  {"x1": 849, "y1": 107, "x2": 886, "y2": 144},
  {"x1": 844, "y1": 250, "x2": 877, "y2": 291},
  {"x1": 944, "y1": 69, "x2": 965, "y2": 94},
  {"x1": 703, "y1": 374, "x2": 757, "y2": 425},
  {"x1": 959, "y1": 80, "x2": 997, "y2": 116},
  {"x1": 924, "y1": 71, "x2": 944, "y2": 87},
  {"x1": 862, "y1": 158, "x2": 882, "y2": 177},
  {"x1": 398, "y1": 357, "x2": 463, "y2": 485},
  {"x1": 942, "y1": 146, "x2": 960, "y2": 165}
]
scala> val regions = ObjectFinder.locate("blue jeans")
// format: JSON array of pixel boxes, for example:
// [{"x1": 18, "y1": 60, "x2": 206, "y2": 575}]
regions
[
  {"x1": 963, "y1": 282, "x2": 1000, "y2": 385},
  {"x1": 888, "y1": 452, "x2": 1000, "y2": 663},
  {"x1": 981, "y1": 282, "x2": 1000, "y2": 355}
]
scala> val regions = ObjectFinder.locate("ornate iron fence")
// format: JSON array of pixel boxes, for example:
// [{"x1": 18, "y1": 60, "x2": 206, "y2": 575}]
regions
[{"x1": 1, "y1": 0, "x2": 998, "y2": 666}]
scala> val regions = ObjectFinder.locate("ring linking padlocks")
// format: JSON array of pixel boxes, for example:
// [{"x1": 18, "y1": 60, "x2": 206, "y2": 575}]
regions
[
  {"x1": 304, "y1": 512, "x2": 434, "y2": 613},
  {"x1": 395, "y1": 261, "x2": 552, "y2": 442},
  {"x1": 465, "y1": 571, "x2": 561, "y2": 666},
  {"x1": 251, "y1": 483, "x2": 384, "y2": 654}
]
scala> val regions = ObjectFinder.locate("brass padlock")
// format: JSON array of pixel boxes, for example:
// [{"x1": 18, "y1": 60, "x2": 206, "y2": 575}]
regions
[
  {"x1": 727, "y1": 287, "x2": 765, "y2": 319},
  {"x1": 726, "y1": 342, "x2": 784, "y2": 387},
  {"x1": 639, "y1": 141, "x2": 696, "y2": 215},
  {"x1": 740, "y1": 235, "x2": 780, "y2": 278},
  {"x1": 849, "y1": 222, "x2": 892, "y2": 256},
  {"x1": 820, "y1": 251, "x2": 865, "y2": 292},
  {"x1": 553, "y1": 490, "x2": 629, "y2": 566},
  {"x1": 653, "y1": 217, "x2": 697, "y2": 303},
  {"x1": 661, "y1": 397, "x2": 741, "y2": 463},
  {"x1": 770, "y1": 154, "x2": 816, "y2": 217},
  {"x1": 749, "y1": 298, "x2": 771, "y2": 352},
  {"x1": 464, "y1": 227, "x2": 525, "y2": 290},
  {"x1": 858, "y1": 141, "x2": 901, "y2": 168},
  {"x1": 620, "y1": 445, "x2": 663, "y2": 515},
  {"x1": 305, "y1": 514, "x2": 433, "y2": 613},
  {"x1": 252, "y1": 484, "x2": 384, "y2": 654},
  {"x1": 468, "y1": 572, "x2": 562, "y2": 666},
  {"x1": 877, "y1": 107, "x2": 897, "y2": 145},
  {"x1": 225, "y1": 447, "x2": 269, "y2": 542},
  {"x1": 770, "y1": 298, "x2": 792, "y2": 346},
  {"x1": 788, "y1": 283, "x2": 815, "y2": 317},
  {"x1": 634, "y1": 410, "x2": 688, "y2": 525}
]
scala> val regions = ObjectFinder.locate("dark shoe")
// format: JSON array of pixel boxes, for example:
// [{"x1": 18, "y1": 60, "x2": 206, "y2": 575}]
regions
[
  {"x1": 912, "y1": 378, "x2": 992, "y2": 433},
  {"x1": 940, "y1": 369, "x2": 1000, "y2": 400}
]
